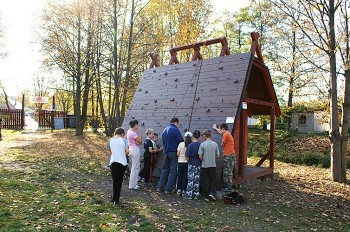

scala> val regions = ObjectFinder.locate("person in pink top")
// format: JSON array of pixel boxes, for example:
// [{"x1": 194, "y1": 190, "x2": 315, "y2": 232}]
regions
[{"x1": 127, "y1": 120, "x2": 142, "y2": 189}]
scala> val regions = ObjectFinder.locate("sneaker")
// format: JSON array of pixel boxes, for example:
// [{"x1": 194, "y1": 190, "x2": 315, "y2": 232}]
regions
[
  {"x1": 132, "y1": 185, "x2": 140, "y2": 190},
  {"x1": 186, "y1": 196, "x2": 192, "y2": 200},
  {"x1": 209, "y1": 194, "x2": 216, "y2": 201},
  {"x1": 182, "y1": 190, "x2": 186, "y2": 196},
  {"x1": 156, "y1": 188, "x2": 163, "y2": 192},
  {"x1": 204, "y1": 197, "x2": 210, "y2": 202},
  {"x1": 194, "y1": 196, "x2": 198, "y2": 200},
  {"x1": 176, "y1": 190, "x2": 182, "y2": 196}
]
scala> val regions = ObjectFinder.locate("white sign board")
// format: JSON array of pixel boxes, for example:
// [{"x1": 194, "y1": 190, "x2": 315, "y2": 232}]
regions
[
  {"x1": 226, "y1": 117, "x2": 235, "y2": 124},
  {"x1": 30, "y1": 96, "x2": 49, "y2": 104}
]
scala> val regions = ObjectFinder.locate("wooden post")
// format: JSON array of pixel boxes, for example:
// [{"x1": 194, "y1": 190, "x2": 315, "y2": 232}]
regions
[
  {"x1": 269, "y1": 106, "x2": 275, "y2": 169},
  {"x1": 52, "y1": 95, "x2": 55, "y2": 110},
  {"x1": 51, "y1": 111, "x2": 55, "y2": 130},
  {"x1": 149, "y1": 53, "x2": 160, "y2": 68},
  {"x1": 21, "y1": 94, "x2": 25, "y2": 130}
]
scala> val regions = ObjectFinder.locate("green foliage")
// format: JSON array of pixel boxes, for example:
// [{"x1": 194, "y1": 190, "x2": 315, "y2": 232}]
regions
[{"x1": 275, "y1": 151, "x2": 331, "y2": 168}]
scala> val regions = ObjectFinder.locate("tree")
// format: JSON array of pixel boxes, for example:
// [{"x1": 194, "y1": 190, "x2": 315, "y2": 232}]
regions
[{"x1": 277, "y1": 0, "x2": 346, "y2": 182}]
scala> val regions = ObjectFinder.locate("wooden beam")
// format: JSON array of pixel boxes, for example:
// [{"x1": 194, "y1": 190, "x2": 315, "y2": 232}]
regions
[
  {"x1": 270, "y1": 107, "x2": 275, "y2": 169},
  {"x1": 256, "y1": 150, "x2": 271, "y2": 167},
  {"x1": 149, "y1": 53, "x2": 160, "y2": 68},
  {"x1": 169, "y1": 37, "x2": 230, "y2": 64},
  {"x1": 192, "y1": 45, "x2": 203, "y2": 61},
  {"x1": 246, "y1": 98, "x2": 274, "y2": 107},
  {"x1": 233, "y1": 166, "x2": 273, "y2": 185},
  {"x1": 250, "y1": 32, "x2": 264, "y2": 63}
]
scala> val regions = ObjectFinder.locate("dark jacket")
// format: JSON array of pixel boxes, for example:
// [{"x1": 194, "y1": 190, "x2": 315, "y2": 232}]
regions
[{"x1": 162, "y1": 123, "x2": 183, "y2": 153}]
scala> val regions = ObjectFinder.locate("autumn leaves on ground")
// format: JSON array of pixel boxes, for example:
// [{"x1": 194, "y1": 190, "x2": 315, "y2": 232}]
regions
[{"x1": 0, "y1": 130, "x2": 349, "y2": 231}]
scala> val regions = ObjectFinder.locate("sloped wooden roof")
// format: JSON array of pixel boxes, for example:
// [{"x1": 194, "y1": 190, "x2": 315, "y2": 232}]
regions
[{"x1": 122, "y1": 52, "x2": 254, "y2": 145}]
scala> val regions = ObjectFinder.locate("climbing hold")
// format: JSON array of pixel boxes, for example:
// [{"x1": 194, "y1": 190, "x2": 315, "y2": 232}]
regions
[
  {"x1": 206, "y1": 109, "x2": 210, "y2": 112},
  {"x1": 141, "y1": 122, "x2": 145, "y2": 126},
  {"x1": 198, "y1": 117, "x2": 201, "y2": 119},
  {"x1": 174, "y1": 78, "x2": 178, "y2": 82},
  {"x1": 193, "y1": 63, "x2": 196, "y2": 66},
  {"x1": 165, "y1": 71, "x2": 168, "y2": 75},
  {"x1": 185, "y1": 113, "x2": 188, "y2": 116},
  {"x1": 170, "y1": 98, "x2": 175, "y2": 101},
  {"x1": 210, "y1": 88, "x2": 217, "y2": 91},
  {"x1": 234, "y1": 80, "x2": 239, "y2": 83},
  {"x1": 219, "y1": 67, "x2": 223, "y2": 70},
  {"x1": 154, "y1": 99, "x2": 157, "y2": 103},
  {"x1": 190, "y1": 83, "x2": 194, "y2": 86},
  {"x1": 175, "y1": 84, "x2": 177, "y2": 88},
  {"x1": 196, "y1": 97, "x2": 200, "y2": 101},
  {"x1": 220, "y1": 109, "x2": 223, "y2": 112},
  {"x1": 156, "y1": 121, "x2": 160, "y2": 124},
  {"x1": 132, "y1": 117, "x2": 135, "y2": 119},
  {"x1": 139, "y1": 88, "x2": 142, "y2": 91},
  {"x1": 153, "y1": 69, "x2": 156, "y2": 72},
  {"x1": 144, "y1": 103, "x2": 149, "y2": 105},
  {"x1": 145, "y1": 90, "x2": 148, "y2": 93}
]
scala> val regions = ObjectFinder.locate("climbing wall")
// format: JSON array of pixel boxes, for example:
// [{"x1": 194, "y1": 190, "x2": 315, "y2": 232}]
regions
[{"x1": 122, "y1": 52, "x2": 253, "y2": 177}]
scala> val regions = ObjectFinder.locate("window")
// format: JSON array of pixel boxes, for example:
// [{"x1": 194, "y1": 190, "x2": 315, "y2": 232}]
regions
[{"x1": 298, "y1": 114, "x2": 307, "y2": 125}]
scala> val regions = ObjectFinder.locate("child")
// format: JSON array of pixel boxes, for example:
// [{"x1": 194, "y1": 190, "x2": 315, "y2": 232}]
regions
[
  {"x1": 150, "y1": 133, "x2": 163, "y2": 182},
  {"x1": 185, "y1": 130, "x2": 201, "y2": 200},
  {"x1": 139, "y1": 128, "x2": 161, "y2": 183},
  {"x1": 176, "y1": 131, "x2": 192, "y2": 196},
  {"x1": 198, "y1": 129, "x2": 220, "y2": 202},
  {"x1": 107, "y1": 127, "x2": 129, "y2": 205},
  {"x1": 213, "y1": 123, "x2": 236, "y2": 192}
]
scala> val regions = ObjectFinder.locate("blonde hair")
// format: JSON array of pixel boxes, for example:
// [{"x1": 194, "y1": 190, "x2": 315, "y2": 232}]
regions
[{"x1": 146, "y1": 128, "x2": 154, "y2": 135}]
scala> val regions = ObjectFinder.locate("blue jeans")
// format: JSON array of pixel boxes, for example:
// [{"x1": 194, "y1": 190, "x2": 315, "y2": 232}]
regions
[
  {"x1": 157, "y1": 152, "x2": 178, "y2": 192},
  {"x1": 176, "y1": 163, "x2": 188, "y2": 192}
]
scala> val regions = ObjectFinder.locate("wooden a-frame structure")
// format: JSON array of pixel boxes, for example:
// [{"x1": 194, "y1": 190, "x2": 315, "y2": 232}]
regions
[{"x1": 122, "y1": 32, "x2": 280, "y2": 185}]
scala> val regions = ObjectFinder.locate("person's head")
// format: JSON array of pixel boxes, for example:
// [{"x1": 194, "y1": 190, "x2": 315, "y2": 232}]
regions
[
  {"x1": 146, "y1": 128, "x2": 154, "y2": 138},
  {"x1": 152, "y1": 132, "x2": 159, "y2": 142},
  {"x1": 192, "y1": 130, "x2": 200, "y2": 141},
  {"x1": 184, "y1": 131, "x2": 192, "y2": 147},
  {"x1": 129, "y1": 119, "x2": 139, "y2": 129},
  {"x1": 114, "y1": 127, "x2": 125, "y2": 137},
  {"x1": 170, "y1": 117, "x2": 179, "y2": 127},
  {"x1": 202, "y1": 129, "x2": 211, "y2": 139},
  {"x1": 219, "y1": 123, "x2": 229, "y2": 131}
]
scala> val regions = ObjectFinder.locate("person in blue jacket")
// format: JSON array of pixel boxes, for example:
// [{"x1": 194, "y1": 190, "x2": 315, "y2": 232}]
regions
[{"x1": 157, "y1": 117, "x2": 184, "y2": 193}]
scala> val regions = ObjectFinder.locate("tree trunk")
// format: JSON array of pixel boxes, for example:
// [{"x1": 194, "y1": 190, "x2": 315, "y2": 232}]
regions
[
  {"x1": 75, "y1": 16, "x2": 84, "y2": 136},
  {"x1": 121, "y1": 0, "x2": 135, "y2": 121},
  {"x1": 328, "y1": 0, "x2": 342, "y2": 182},
  {"x1": 340, "y1": 69, "x2": 350, "y2": 182}
]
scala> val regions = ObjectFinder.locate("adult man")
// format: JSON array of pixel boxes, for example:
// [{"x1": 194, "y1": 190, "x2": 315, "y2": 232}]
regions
[
  {"x1": 157, "y1": 118, "x2": 184, "y2": 193},
  {"x1": 213, "y1": 123, "x2": 236, "y2": 192}
]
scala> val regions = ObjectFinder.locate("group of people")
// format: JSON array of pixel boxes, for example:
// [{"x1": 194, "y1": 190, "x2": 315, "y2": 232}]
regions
[{"x1": 106, "y1": 117, "x2": 236, "y2": 205}]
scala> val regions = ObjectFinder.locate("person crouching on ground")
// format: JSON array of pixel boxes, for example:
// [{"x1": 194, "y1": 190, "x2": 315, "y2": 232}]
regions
[
  {"x1": 198, "y1": 129, "x2": 220, "y2": 202},
  {"x1": 107, "y1": 127, "x2": 129, "y2": 205},
  {"x1": 127, "y1": 119, "x2": 142, "y2": 190},
  {"x1": 185, "y1": 130, "x2": 202, "y2": 200},
  {"x1": 176, "y1": 131, "x2": 192, "y2": 196}
]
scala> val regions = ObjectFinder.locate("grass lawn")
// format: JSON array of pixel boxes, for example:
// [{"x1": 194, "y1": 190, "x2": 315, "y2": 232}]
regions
[{"x1": 0, "y1": 130, "x2": 349, "y2": 231}]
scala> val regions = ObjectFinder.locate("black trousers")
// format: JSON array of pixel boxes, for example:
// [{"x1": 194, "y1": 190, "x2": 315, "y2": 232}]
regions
[
  {"x1": 111, "y1": 162, "x2": 127, "y2": 203},
  {"x1": 139, "y1": 153, "x2": 151, "y2": 182},
  {"x1": 201, "y1": 167, "x2": 216, "y2": 198}
]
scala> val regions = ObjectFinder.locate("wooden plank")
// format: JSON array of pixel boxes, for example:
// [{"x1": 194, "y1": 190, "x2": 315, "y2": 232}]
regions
[{"x1": 232, "y1": 166, "x2": 273, "y2": 185}]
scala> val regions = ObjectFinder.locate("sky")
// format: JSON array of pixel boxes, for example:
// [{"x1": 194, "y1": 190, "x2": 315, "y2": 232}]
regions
[{"x1": 0, "y1": 0, "x2": 250, "y2": 96}]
